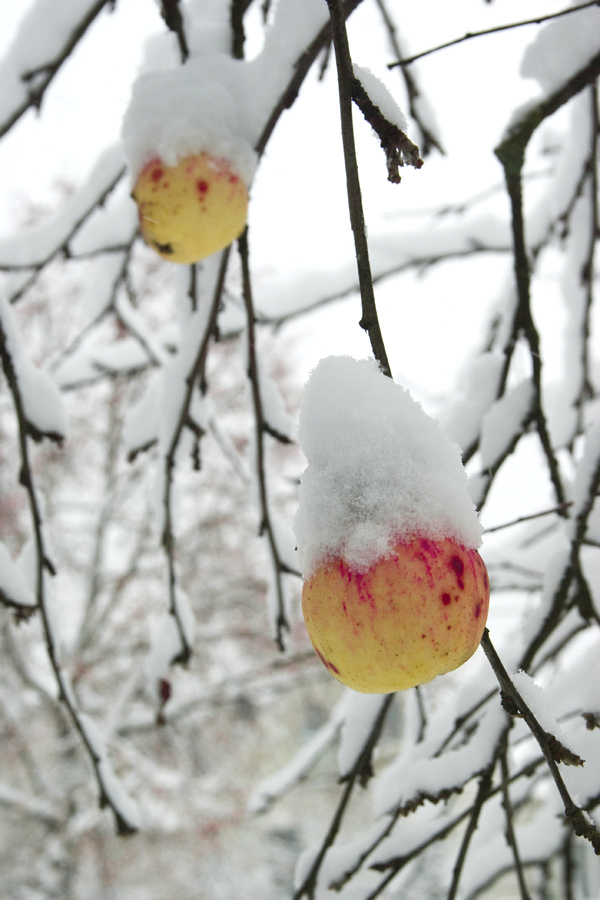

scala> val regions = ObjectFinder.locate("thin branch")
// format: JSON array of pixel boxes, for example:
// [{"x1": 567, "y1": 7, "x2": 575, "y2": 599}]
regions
[
  {"x1": 0, "y1": 0, "x2": 116, "y2": 139},
  {"x1": 388, "y1": 2, "x2": 600, "y2": 69},
  {"x1": 293, "y1": 694, "x2": 394, "y2": 899},
  {"x1": 483, "y1": 502, "x2": 572, "y2": 534},
  {"x1": 500, "y1": 739, "x2": 533, "y2": 900},
  {"x1": 238, "y1": 228, "x2": 290, "y2": 650},
  {"x1": 373, "y1": 0, "x2": 444, "y2": 155},
  {"x1": 351, "y1": 76, "x2": 423, "y2": 182},
  {"x1": 326, "y1": 0, "x2": 392, "y2": 377},
  {"x1": 159, "y1": 0, "x2": 189, "y2": 62},
  {"x1": 446, "y1": 764, "x2": 496, "y2": 900},
  {"x1": 481, "y1": 630, "x2": 600, "y2": 855},
  {"x1": 0, "y1": 313, "x2": 138, "y2": 835},
  {"x1": 161, "y1": 253, "x2": 230, "y2": 664}
]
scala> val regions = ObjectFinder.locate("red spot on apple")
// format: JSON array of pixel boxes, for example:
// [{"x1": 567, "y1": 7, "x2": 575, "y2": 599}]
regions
[
  {"x1": 151, "y1": 167, "x2": 164, "y2": 183},
  {"x1": 483, "y1": 571, "x2": 488, "y2": 590},
  {"x1": 197, "y1": 179, "x2": 209, "y2": 194},
  {"x1": 475, "y1": 601, "x2": 482, "y2": 618},
  {"x1": 441, "y1": 593, "x2": 451, "y2": 606},
  {"x1": 316, "y1": 648, "x2": 340, "y2": 675},
  {"x1": 451, "y1": 556, "x2": 464, "y2": 577}
]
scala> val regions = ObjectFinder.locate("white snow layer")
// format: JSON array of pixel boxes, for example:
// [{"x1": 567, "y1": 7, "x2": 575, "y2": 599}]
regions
[
  {"x1": 294, "y1": 357, "x2": 482, "y2": 579},
  {"x1": 0, "y1": 295, "x2": 67, "y2": 439},
  {"x1": 121, "y1": 0, "x2": 339, "y2": 185},
  {"x1": 0, "y1": 540, "x2": 36, "y2": 607},
  {"x1": 0, "y1": 0, "x2": 105, "y2": 132},
  {"x1": 521, "y1": 2, "x2": 600, "y2": 94},
  {"x1": 478, "y1": 378, "x2": 534, "y2": 470},
  {"x1": 352, "y1": 64, "x2": 408, "y2": 132},
  {"x1": 121, "y1": 58, "x2": 258, "y2": 185}
]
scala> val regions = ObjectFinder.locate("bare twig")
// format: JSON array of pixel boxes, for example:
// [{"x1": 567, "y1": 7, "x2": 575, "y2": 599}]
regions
[
  {"x1": 0, "y1": 313, "x2": 138, "y2": 835},
  {"x1": 500, "y1": 739, "x2": 533, "y2": 900},
  {"x1": 238, "y1": 228, "x2": 292, "y2": 650},
  {"x1": 326, "y1": 0, "x2": 392, "y2": 377},
  {"x1": 481, "y1": 630, "x2": 600, "y2": 855},
  {"x1": 374, "y1": 0, "x2": 444, "y2": 155},
  {"x1": 160, "y1": 254, "x2": 230, "y2": 664},
  {"x1": 293, "y1": 694, "x2": 394, "y2": 900},
  {"x1": 159, "y1": 0, "x2": 189, "y2": 62},
  {"x1": 388, "y1": 2, "x2": 600, "y2": 69}
]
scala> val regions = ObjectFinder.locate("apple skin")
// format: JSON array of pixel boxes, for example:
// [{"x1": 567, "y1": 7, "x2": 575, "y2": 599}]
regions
[
  {"x1": 132, "y1": 153, "x2": 248, "y2": 264},
  {"x1": 302, "y1": 536, "x2": 489, "y2": 694}
]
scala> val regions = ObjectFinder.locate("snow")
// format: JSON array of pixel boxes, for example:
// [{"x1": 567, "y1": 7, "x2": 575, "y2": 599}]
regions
[
  {"x1": 294, "y1": 356, "x2": 482, "y2": 579},
  {"x1": 121, "y1": 57, "x2": 258, "y2": 186},
  {"x1": 255, "y1": 359, "x2": 295, "y2": 442},
  {"x1": 0, "y1": 294, "x2": 67, "y2": 439},
  {"x1": 372, "y1": 699, "x2": 506, "y2": 818},
  {"x1": 249, "y1": 692, "x2": 352, "y2": 814},
  {"x1": 254, "y1": 212, "x2": 510, "y2": 322},
  {"x1": 146, "y1": 612, "x2": 184, "y2": 694},
  {"x1": 78, "y1": 253, "x2": 126, "y2": 324},
  {"x1": 352, "y1": 64, "x2": 408, "y2": 132},
  {"x1": 478, "y1": 378, "x2": 534, "y2": 470},
  {"x1": 121, "y1": 0, "x2": 336, "y2": 188},
  {"x1": 0, "y1": 0, "x2": 108, "y2": 133},
  {"x1": 0, "y1": 540, "x2": 36, "y2": 608},
  {"x1": 569, "y1": 416, "x2": 600, "y2": 529},
  {"x1": 337, "y1": 693, "x2": 389, "y2": 778},
  {"x1": 511, "y1": 670, "x2": 567, "y2": 738},
  {"x1": 521, "y1": 2, "x2": 600, "y2": 94},
  {"x1": 123, "y1": 374, "x2": 160, "y2": 457},
  {"x1": 440, "y1": 352, "x2": 504, "y2": 451},
  {"x1": 0, "y1": 144, "x2": 125, "y2": 268}
]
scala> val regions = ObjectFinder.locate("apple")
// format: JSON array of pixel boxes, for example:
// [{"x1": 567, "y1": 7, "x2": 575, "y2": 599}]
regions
[
  {"x1": 302, "y1": 535, "x2": 489, "y2": 694},
  {"x1": 132, "y1": 152, "x2": 248, "y2": 264}
]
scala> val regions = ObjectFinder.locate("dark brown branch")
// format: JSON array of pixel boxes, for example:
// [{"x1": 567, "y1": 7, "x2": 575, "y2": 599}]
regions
[
  {"x1": 161, "y1": 255, "x2": 230, "y2": 665},
  {"x1": 388, "y1": 2, "x2": 600, "y2": 69},
  {"x1": 446, "y1": 764, "x2": 496, "y2": 900},
  {"x1": 481, "y1": 630, "x2": 600, "y2": 855},
  {"x1": 483, "y1": 503, "x2": 573, "y2": 534},
  {"x1": 159, "y1": 0, "x2": 189, "y2": 62},
  {"x1": 326, "y1": 0, "x2": 392, "y2": 377},
  {"x1": 255, "y1": 0, "x2": 365, "y2": 157},
  {"x1": 238, "y1": 228, "x2": 291, "y2": 650},
  {"x1": 373, "y1": 0, "x2": 444, "y2": 156},
  {"x1": 500, "y1": 740, "x2": 533, "y2": 900},
  {"x1": 0, "y1": 309, "x2": 137, "y2": 835},
  {"x1": 293, "y1": 694, "x2": 394, "y2": 900},
  {"x1": 230, "y1": 0, "x2": 253, "y2": 59},
  {"x1": 351, "y1": 77, "x2": 423, "y2": 182}
]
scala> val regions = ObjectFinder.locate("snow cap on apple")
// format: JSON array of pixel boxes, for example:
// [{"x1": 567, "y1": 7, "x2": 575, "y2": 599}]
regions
[
  {"x1": 122, "y1": 59, "x2": 258, "y2": 264},
  {"x1": 294, "y1": 356, "x2": 489, "y2": 694}
]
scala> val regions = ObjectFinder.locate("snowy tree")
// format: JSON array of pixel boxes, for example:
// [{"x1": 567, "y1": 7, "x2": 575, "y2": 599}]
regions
[{"x1": 0, "y1": 1, "x2": 599, "y2": 899}]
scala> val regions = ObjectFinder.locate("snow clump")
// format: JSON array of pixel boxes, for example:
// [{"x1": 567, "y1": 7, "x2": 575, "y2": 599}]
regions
[
  {"x1": 121, "y1": 58, "x2": 258, "y2": 187},
  {"x1": 294, "y1": 356, "x2": 482, "y2": 579}
]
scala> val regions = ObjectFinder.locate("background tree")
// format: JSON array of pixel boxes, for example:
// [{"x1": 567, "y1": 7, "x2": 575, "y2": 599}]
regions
[{"x1": 0, "y1": 1, "x2": 599, "y2": 899}]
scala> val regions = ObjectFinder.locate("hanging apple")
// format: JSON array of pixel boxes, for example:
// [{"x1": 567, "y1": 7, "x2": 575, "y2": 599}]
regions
[
  {"x1": 302, "y1": 535, "x2": 489, "y2": 694},
  {"x1": 294, "y1": 356, "x2": 489, "y2": 694},
  {"x1": 132, "y1": 152, "x2": 248, "y2": 264}
]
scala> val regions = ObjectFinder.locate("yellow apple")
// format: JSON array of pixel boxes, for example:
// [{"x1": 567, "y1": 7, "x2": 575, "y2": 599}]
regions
[
  {"x1": 302, "y1": 536, "x2": 489, "y2": 694},
  {"x1": 132, "y1": 153, "x2": 248, "y2": 264}
]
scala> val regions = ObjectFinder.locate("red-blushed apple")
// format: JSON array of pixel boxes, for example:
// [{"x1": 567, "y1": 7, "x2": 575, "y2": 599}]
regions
[
  {"x1": 132, "y1": 152, "x2": 248, "y2": 264},
  {"x1": 302, "y1": 536, "x2": 489, "y2": 694}
]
